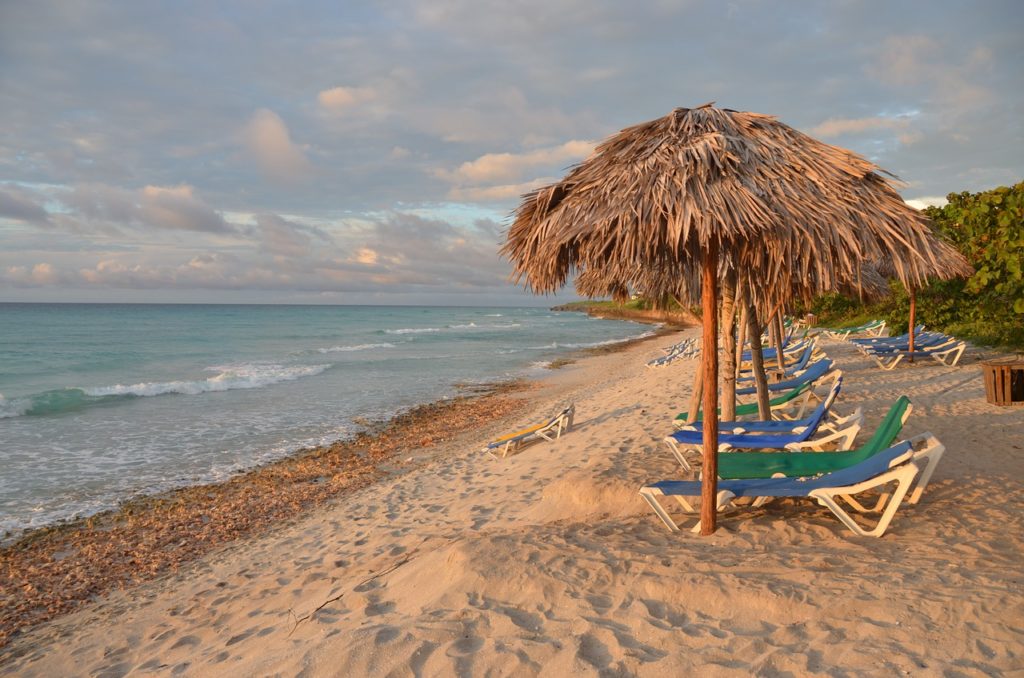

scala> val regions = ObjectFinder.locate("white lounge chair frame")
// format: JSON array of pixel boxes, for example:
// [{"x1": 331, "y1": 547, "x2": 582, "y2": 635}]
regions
[
  {"x1": 869, "y1": 341, "x2": 966, "y2": 370},
  {"x1": 485, "y1": 404, "x2": 575, "y2": 458},
  {"x1": 825, "y1": 320, "x2": 887, "y2": 340},
  {"x1": 641, "y1": 451, "x2": 924, "y2": 538}
]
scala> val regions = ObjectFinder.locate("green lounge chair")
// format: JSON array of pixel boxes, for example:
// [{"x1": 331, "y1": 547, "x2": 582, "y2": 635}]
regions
[
  {"x1": 673, "y1": 381, "x2": 814, "y2": 427},
  {"x1": 715, "y1": 397, "x2": 912, "y2": 479},
  {"x1": 639, "y1": 438, "x2": 942, "y2": 537}
]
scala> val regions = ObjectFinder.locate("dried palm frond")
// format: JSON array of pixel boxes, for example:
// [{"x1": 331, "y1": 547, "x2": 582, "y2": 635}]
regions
[{"x1": 503, "y1": 104, "x2": 967, "y2": 302}]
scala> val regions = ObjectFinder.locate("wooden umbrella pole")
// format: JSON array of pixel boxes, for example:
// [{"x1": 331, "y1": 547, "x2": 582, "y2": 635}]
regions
[
  {"x1": 768, "y1": 309, "x2": 784, "y2": 373},
  {"x1": 908, "y1": 287, "x2": 917, "y2": 363},
  {"x1": 720, "y1": 271, "x2": 738, "y2": 421},
  {"x1": 700, "y1": 240, "x2": 720, "y2": 536},
  {"x1": 735, "y1": 288, "x2": 748, "y2": 379},
  {"x1": 685, "y1": 350, "x2": 704, "y2": 424},
  {"x1": 746, "y1": 300, "x2": 772, "y2": 419}
]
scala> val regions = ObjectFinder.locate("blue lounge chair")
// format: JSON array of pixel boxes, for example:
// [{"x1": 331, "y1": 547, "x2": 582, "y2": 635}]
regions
[
  {"x1": 665, "y1": 376, "x2": 863, "y2": 471},
  {"x1": 855, "y1": 332, "x2": 950, "y2": 355},
  {"x1": 734, "y1": 358, "x2": 834, "y2": 397},
  {"x1": 740, "y1": 338, "x2": 806, "y2": 363},
  {"x1": 737, "y1": 340, "x2": 818, "y2": 381},
  {"x1": 677, "y1": 375, "x2": 857, "y2": 436},
  {"x1": 851, "y1": 325, "x2": 926, "y2": 346},
  {"x1": 867, "y1": 341, "x2": 967, "y2": 370},
  {"x1": 639, "y1": 439, "x2": 934, "y2": 537}
]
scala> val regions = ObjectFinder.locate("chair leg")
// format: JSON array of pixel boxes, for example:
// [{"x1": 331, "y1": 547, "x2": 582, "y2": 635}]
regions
[
  {"x1": 663, "y1": 437, "x2": 693, "y2": 472},
  {"x1": 810, "y1": 463, "x2": 919, "y2": 537},
  {"x1": 639, "y1": 489, "x2": 681, "y2": 532},
  {"x1": 908, "y1": 439, "x2": 946, "y2": 504}
]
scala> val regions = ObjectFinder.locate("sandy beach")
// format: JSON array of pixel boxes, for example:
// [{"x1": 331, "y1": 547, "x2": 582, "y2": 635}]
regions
[{"x1": 2, "y1": 329, "x2": 1023, "y2": 676}]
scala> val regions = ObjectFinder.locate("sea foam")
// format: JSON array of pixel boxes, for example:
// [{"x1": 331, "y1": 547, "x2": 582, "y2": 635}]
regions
[{"x1": 316, "y1": 343, "x2": 395, "y2": 353}]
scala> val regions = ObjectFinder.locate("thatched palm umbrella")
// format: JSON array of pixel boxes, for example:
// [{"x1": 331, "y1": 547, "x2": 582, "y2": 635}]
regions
[
  {"x1": 503, "y1": 104, "x2": 961, "y2": 535},
  {"x1": 871, "y1": 238, "x2": 972, "y2": 357}
]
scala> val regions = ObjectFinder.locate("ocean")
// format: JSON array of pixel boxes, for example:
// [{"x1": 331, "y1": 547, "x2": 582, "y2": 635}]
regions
[{"x1": 0, "y1": 303, "x2": 654, "y2": 537}]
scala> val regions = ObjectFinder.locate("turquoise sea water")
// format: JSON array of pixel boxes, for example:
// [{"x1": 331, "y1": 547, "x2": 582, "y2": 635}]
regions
[{"x1": 0, "y1": 303, "x2": 654, "y2": 536}]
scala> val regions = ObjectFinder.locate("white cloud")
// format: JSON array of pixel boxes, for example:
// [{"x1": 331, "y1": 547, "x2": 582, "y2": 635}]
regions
[
  {"x1": 59, "y1": 183, "x2": 231, "y2": 233},
  {"x1": 904, "y1": 196, "x2": 948, "y2": 209},
  {"x1": 317, "y1": 86, "x2": 377, "y2": 112},
  {"x1": 448, "y1": 178, "x2": 554, "y2": 202},
  {"x1": 810, "y1": 116, "x2": 909, "y2": 138},
  {"x1": 435, "y1": 139, "x2": 594, "y2": 202},
  {"x1": 240, "y1": 109, "x2": 313, "y2": 183},
  {"x1": 2, "y1": 262, "x2": 61, "y2": 286},
  {"x1": 440, "y1": 140, "x2": 594, "y2": 184}
]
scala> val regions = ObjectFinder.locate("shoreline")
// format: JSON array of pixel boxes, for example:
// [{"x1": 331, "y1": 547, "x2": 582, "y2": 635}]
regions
[
  {"x1": 3, "y1": 329, "x2": 1023, "y2": 675},
  {"x1": 0, "y1": 327, "x2": 670, "y2": 650},
  {"x1": 551, "y1": 301, "x2": 699, "y2": 327}
]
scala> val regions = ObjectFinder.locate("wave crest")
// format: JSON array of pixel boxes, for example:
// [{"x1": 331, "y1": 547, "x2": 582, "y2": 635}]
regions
[{"x1": 3, "y1": 363, "x2": 330, "y2": 417}]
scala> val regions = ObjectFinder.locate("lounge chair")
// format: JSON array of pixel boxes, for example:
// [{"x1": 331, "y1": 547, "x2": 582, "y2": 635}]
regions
[
  {"x1": 739, "y1": 337, "x2": 806, "y2": 363},
  {"x1": 715, "y1": 396, "x2": 913, "y2": 479},
  {"x1": 855, "y1": 332, "x2": 950, "y2": 355},
  {"x1": 673, "y1": 381, "x2": 815, "y2": 427},
  {"x1": 867, "y1": 341, "x2": 967, "y2": 370},
  {"x1": 820, "y1": 319, "x2": 887, "y2": 340},
  {"x1": 734, "y1": 358, "x2": 834, "y2": 397},
  {"x1": 639, "y1": 438, "x2": 941, "y2": 536},
  {"x1": 647, "y1": 339, "x2": 696, "y2": 368},
  {"x1": 737, "y1": 340, "x2": 820, "y2": 381},
  {"x1": 851, "y1": 325, "x2": 926, "y2": 346},
  {"x1": 677, "y1": 375, "x2": 855, "y2": 437},
  {"x1": 484, "y1": 404, "x2": 574, "y2": 458},
  {"x1": 665, "y1": 377, "x2": 863, "y2": 471}
]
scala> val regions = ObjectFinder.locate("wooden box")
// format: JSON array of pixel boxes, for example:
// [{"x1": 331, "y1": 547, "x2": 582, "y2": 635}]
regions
[{"x1": 982, "y1": 358, "x2": 1024, "y2": 406}]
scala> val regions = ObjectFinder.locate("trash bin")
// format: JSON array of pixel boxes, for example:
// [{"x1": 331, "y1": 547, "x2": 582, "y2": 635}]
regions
[{"x1": 982, "y1": 357, "x2": 1024, "y2": 406}]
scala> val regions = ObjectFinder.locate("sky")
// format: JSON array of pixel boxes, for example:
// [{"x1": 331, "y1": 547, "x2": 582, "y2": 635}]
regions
[{"x1": 1, "y1": 1, "x2": 1021, "y2": 305}]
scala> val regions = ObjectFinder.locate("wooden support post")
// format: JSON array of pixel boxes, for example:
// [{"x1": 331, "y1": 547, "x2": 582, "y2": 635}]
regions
[
  {"x1": 908, "y1": 288, "x2": 917, "y2": 363},
  {"x1": 700, "y1": 240, "x2": 720, "y2": 536},
  {"x1": 735, "y1": 295, "x2": 748, "y2": 379},
  {"x1": 685, "y1": 351, "x2": 704, "y2": 424},
  {"x1": 746, "y1": 301, "x2": 772, "y2": 419},
  {"x1": 769, "y1": 310, "x2": 785, "y2": 372},
  {"x1": 720, "y1": 272, "x2": 737, "y2": 421}
]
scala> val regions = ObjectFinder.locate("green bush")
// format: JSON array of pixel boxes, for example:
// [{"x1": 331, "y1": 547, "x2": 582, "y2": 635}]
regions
[{"x1": 806, "y1": 181, "x2": 1024, "y2": 349}]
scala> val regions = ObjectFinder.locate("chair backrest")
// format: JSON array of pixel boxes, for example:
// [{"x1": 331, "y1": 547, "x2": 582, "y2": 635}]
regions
[
  {"x1": 770, "y1": 380, "x2": 812, "y2": 406},
  {"x1": 782, "y1": 358, "x2": 832, "y2": 388},
  {"x1": 854, "y1": 396, "x2": 912, "y2": 455},
  {"x1": 797, "y1": 442, "x2": 913, "y2": 490},
  {"x1": 793, "y1": 375, "x2": 842, "y2": 439},
  {"x1": 789, "y1": 341, "x2": 816, "y2": 372}
]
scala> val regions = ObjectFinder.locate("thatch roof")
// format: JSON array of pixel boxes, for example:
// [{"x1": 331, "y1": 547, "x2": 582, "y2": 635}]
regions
[
  {"x1": 503, "y1": 104, "x2": 964, "y2": 303},
  {"x1": 870, "y1": 236, "x2": 973, "y2": 284}
]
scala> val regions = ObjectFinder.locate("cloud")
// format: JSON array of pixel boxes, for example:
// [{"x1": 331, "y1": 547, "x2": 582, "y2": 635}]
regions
[
  {"x1": 317, "y1": 86, "x2": 377, "y2": 112},
  {"x1": 440, "y1": 140, "x2": 594, "y2": 184},
  {"x1": 904, "y1": 196, "x2": 948, "y2": 209},
  {"x1": 448, "y1": 178, "x2": 554, "y2": 202},
  {"x1": 810, "y1": 116, "x2": 909, "y2": 138},
  {"x1": 0, "y1": 185, "x2": 51, "y2": 226},
  {"x1": 240, "y1": 109, "x2": 313, "y2": 183},
  {"x1": 58, "y1": 183, "x2": 232, "y2": 234},
  {"x1": 868, "y1": 35, "x2": 995, "y2": 116},
  {"x1": 2, "y1": 262, "x2": 62, "y2": 286},
  {"x1": 435, "y1": 139, "x2": 594, "y2": 202},
  {"x1": 2, "y1": 209, "x2": 512, "y2": 297},
  {"x1": 255, "y1": 213, "x2": 332, "y2": 259}
]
